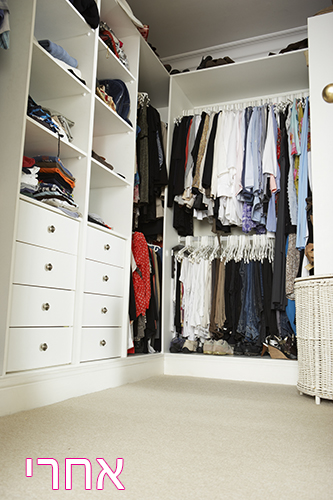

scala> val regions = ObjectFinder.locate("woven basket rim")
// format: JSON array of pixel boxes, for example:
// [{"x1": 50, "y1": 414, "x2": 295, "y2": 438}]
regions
[{"x1": 295, "y1": 274, "x2": 333, "y2": 284}]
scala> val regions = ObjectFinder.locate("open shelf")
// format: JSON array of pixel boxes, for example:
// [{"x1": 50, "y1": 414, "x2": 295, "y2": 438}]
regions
[
  {"x1": 97, "y1": 37, "x2": 136, "y2": 83},
  {"x1": 30, "y1": 41, "x2": 90, "y2": 101},
  {"x1": 34, "y1": 0, "x2": 92, "y2": 41},
  {"x1": 171, "y1": 49, "x2": 309, "y2": 107},
  {"x1": 90, "y1": 157, "x2": 131, "y2": 188},
  {"x1": 93, "y1": 95, "x2": 134, "y2": 136},
  {"x1": 24, "y1": 116, "x2": 87, "y2": 159}
]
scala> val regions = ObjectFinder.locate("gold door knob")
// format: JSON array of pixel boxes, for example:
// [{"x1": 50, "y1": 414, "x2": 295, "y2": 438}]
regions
[
  {"x1": 322, "y1": 84, "x2": 333, "y2": 103},
  {"x1": 42, "y1": 302, "x2": 50, "y2": 311},
  {"x1": 40, "y1": 343, "x2": 48, "y2": 351},
  {"x1": 104, "y1": 244, "x2": 110, "y2": 250},
  {"x1": 48, "y1": 225, "x2": 56, "y2": 233},
  {"x1": 45, "y1": 263, "x2": 53, "y2": 271},
  {"x1": 101, "y1": 307, "x2": 108, "y2": 314},
  {"x1": 100, "y1": 340, "x2": 107, "y2": 347},
  {"x1": 103, "y1": 275, "x2": 109, "y2": 282}
]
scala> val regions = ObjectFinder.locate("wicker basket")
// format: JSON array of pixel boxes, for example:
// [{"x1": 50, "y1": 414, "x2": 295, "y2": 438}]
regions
[{"x1": 294, "y1": 275, "x2": 333, "y2": 401}]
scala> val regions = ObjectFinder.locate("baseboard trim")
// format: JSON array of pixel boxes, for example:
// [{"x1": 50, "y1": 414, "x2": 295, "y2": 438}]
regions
[
  {"x1": 0, "y1": 354, "x2": 164, "y2": 416},
  {"x1": 164, "y1": 353, "x2": 298, "y2": 386},
  {"x1": 0, "y1": 352, "x2": 299, "y2": 416}
]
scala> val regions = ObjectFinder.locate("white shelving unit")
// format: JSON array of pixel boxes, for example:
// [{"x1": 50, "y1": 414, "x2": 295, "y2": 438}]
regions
[{"x1": 0, "y1": 0, "x2": 167, "y2": 416}]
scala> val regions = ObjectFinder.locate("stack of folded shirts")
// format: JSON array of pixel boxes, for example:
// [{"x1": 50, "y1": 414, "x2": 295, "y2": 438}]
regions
[
  {"x1": 20, "y1": 156, "x2": 40, "y2": 196},
  {"x1": 32, "y1": 155, "x2": 81, "y2": 219}
]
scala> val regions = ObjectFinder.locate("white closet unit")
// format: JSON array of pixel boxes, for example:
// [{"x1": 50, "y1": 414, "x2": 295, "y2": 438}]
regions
[
  {"x1": 162, "y1": 49, "x2": 310, "y2": 385},
  {"x1": 0, "y1": 0, "x2": 167, "y2": 417},
  {"x1": 0, "y1": 1, "x2": 331, "y2": 415}
]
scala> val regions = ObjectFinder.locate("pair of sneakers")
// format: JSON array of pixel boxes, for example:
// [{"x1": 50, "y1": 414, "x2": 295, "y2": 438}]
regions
[{"x1": 203, "y1": 339, "x2": 234, "y2": 355}]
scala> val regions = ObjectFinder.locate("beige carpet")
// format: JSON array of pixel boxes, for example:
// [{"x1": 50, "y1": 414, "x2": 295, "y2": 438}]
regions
[{"x1": 0, "y1": 375, "x2": 332, "y2": 499}]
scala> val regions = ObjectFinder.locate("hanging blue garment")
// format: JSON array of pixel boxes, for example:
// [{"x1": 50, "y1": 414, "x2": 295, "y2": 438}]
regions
[{"x1": 296, "y1": 97, "x2": 309, "y2": 250}]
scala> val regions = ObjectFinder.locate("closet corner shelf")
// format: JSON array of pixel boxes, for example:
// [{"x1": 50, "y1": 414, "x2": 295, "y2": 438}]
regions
[
  {"x1": 34, "y1": 0, "x2": 92, "y2": 41},
  {"x1": 90, "y1": 158, "x2": 131, "y2": 188},
  {"x1": 19, "y1": 193, "x2": 82, "y2": 223},
  {"x1": 30, "y1": 41, "x2": 92, "y2": 101},
  {"x1": 93, "y1": 96, "x2": 134, "y2": 136},
  {"x1": 171, "y1": 49, "x2": 309, "y2": 107},
  {"x1": 87, "y1": 221, "x2": 128, "y2": 241},
  {"x1": 25, "y1": 116, "x2": 87, "y2": 160},
  {"x1": 97, "y1": 37, "x2": 136, "y2": 83},
  {"x1": 138, "y1": 35, "x2": 170, "y2": 109}
]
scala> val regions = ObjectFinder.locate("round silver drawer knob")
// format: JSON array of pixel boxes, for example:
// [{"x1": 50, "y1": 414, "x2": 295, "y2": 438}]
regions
[
  {"x1": 100, "y1": 340, "x2": 107, "y2": 347},
  {"x1": 42, "y1": 303, "x2": 50, "y2": 311},
  {"x1": 40, "y1": 343, "x2": 48, "y2": 351},
  {"x1": 103, "y1": 275, "x2": 109, "y2": 282},
  {"x1": 45, "y1": 263, "x2": 53, "y2": 271},
  {"x1": 48, "y1": 225, "x2": 56, "y2": 233},
  {"x1": 101, "y1": 307, "x2": 108, "y2": 314},
  {"x1": 104, "y1": 244, "x2": 110, "y2": 250}
]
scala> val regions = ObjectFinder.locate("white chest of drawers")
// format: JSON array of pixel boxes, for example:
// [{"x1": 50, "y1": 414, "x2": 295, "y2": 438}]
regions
[
  {"x1": 81, "y1": 225, "x2": 126, "y2": 361},
  {"x1": 7, "y1": 198, "x2": 79, "y2": 372}
]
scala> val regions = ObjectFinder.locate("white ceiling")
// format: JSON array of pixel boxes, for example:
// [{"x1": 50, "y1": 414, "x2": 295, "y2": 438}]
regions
[{"x1": 126, "y1": 0, "x2": 331, "y2": 58}]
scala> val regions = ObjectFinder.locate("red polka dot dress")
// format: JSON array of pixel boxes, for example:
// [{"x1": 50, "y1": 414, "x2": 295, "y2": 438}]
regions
[{"x1": 132, "y1": 232, "x2": 151, "y2": 317}]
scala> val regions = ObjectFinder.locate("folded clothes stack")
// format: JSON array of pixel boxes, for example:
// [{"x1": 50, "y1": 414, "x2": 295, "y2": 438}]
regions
[
  {"x1": 20, "y1": 156, "x2": 40, "y2": 196},
  {"x1": 28, "y1": 96, "x2": 61, "y2": 135},
  {"x1": 32, "y1": 155, "x2": 81, "y2": 219},
  {"x1": 27, "y1": 96, "x2": 75, "y2": 143},
  {"x1": 38, "y1": 39, "x2": 86, "y2": 84}
]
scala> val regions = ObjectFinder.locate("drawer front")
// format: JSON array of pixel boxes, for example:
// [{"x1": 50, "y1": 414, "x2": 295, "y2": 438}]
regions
[
  {"x1": 13, "y1": 242, "x2": 77, "y2": 290},
  {"x1": 7, "y1": 327, "x2": 73, "y2": 372},
  {"x1": 84, "y1": 259, "x2": 124, "y2": 296},
  {"x1": 17, "y1": 199, "x2": 79, "y2": 255},
  {"x1": 86, "y1": 226, "x2": 125, "y2": 267},
  {"x1": 82, "y1": 293, "x2": 123, "y2": 327},
  {"x1": 10, "y1": 285, "x2": 75, "y2": 327},
  {"x1": 80, "y1": 328, "x2": 122, "y2": 362}
]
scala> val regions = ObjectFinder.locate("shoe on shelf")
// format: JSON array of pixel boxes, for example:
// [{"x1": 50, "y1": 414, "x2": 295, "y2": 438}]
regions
[
  {"x1": 196, "y1": 55, "x2": 213, "y2": 70},
  {"x1": 181, "y1": 339, "x2": 198, "y2": 353},
  {"x1": 169, "y1": 336, "x2": 186, "y2": 353},
  {"x1": 213, "y1": 339, "x2": 234, "y2": 355},
  {"x1": 242, "y1": 342, "x2": 262, "y2": 357},
  {"x1": 197, "y1": 341, "x2": 204, "y2": 354},
  {"x1": 234, "y1": 341, "x2": 245, "y2": 356},
  {"x1": 263, "y1": 335, "x2": 291, "y2": 360},
  {"x1": 203, "y1": 339, "x2": 215, "y2": 354}
]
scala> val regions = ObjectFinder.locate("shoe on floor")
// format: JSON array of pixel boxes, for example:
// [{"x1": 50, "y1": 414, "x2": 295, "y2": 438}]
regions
[
  {"x1": 182, "y1": 339, "x2": 198, "y2": 353},
  {"x1": 203, "y1": 339, "x2": 215, "y2": 354},
  {"x1": 213, "y1": 339, "x2": 233, "y2": 355}
]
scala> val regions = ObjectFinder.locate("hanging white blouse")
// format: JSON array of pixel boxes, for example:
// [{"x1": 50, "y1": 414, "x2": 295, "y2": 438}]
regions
[{"x1": 262, "y1": 105, "x2": 278, "y2": 177}]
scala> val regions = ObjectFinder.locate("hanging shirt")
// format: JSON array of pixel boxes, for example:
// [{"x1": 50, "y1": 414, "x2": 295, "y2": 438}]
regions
[{"x1": 296, "y1": 98, "x2": 309, "y2": 250}]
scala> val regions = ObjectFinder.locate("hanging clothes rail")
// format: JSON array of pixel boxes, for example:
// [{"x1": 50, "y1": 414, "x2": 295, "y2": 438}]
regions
[
  {"x1": 177, "y1": 234, "x2": 275, "y2": 263},
  {"x1": 178, "y1": 88, "x2": 309, "y2": 118}
]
